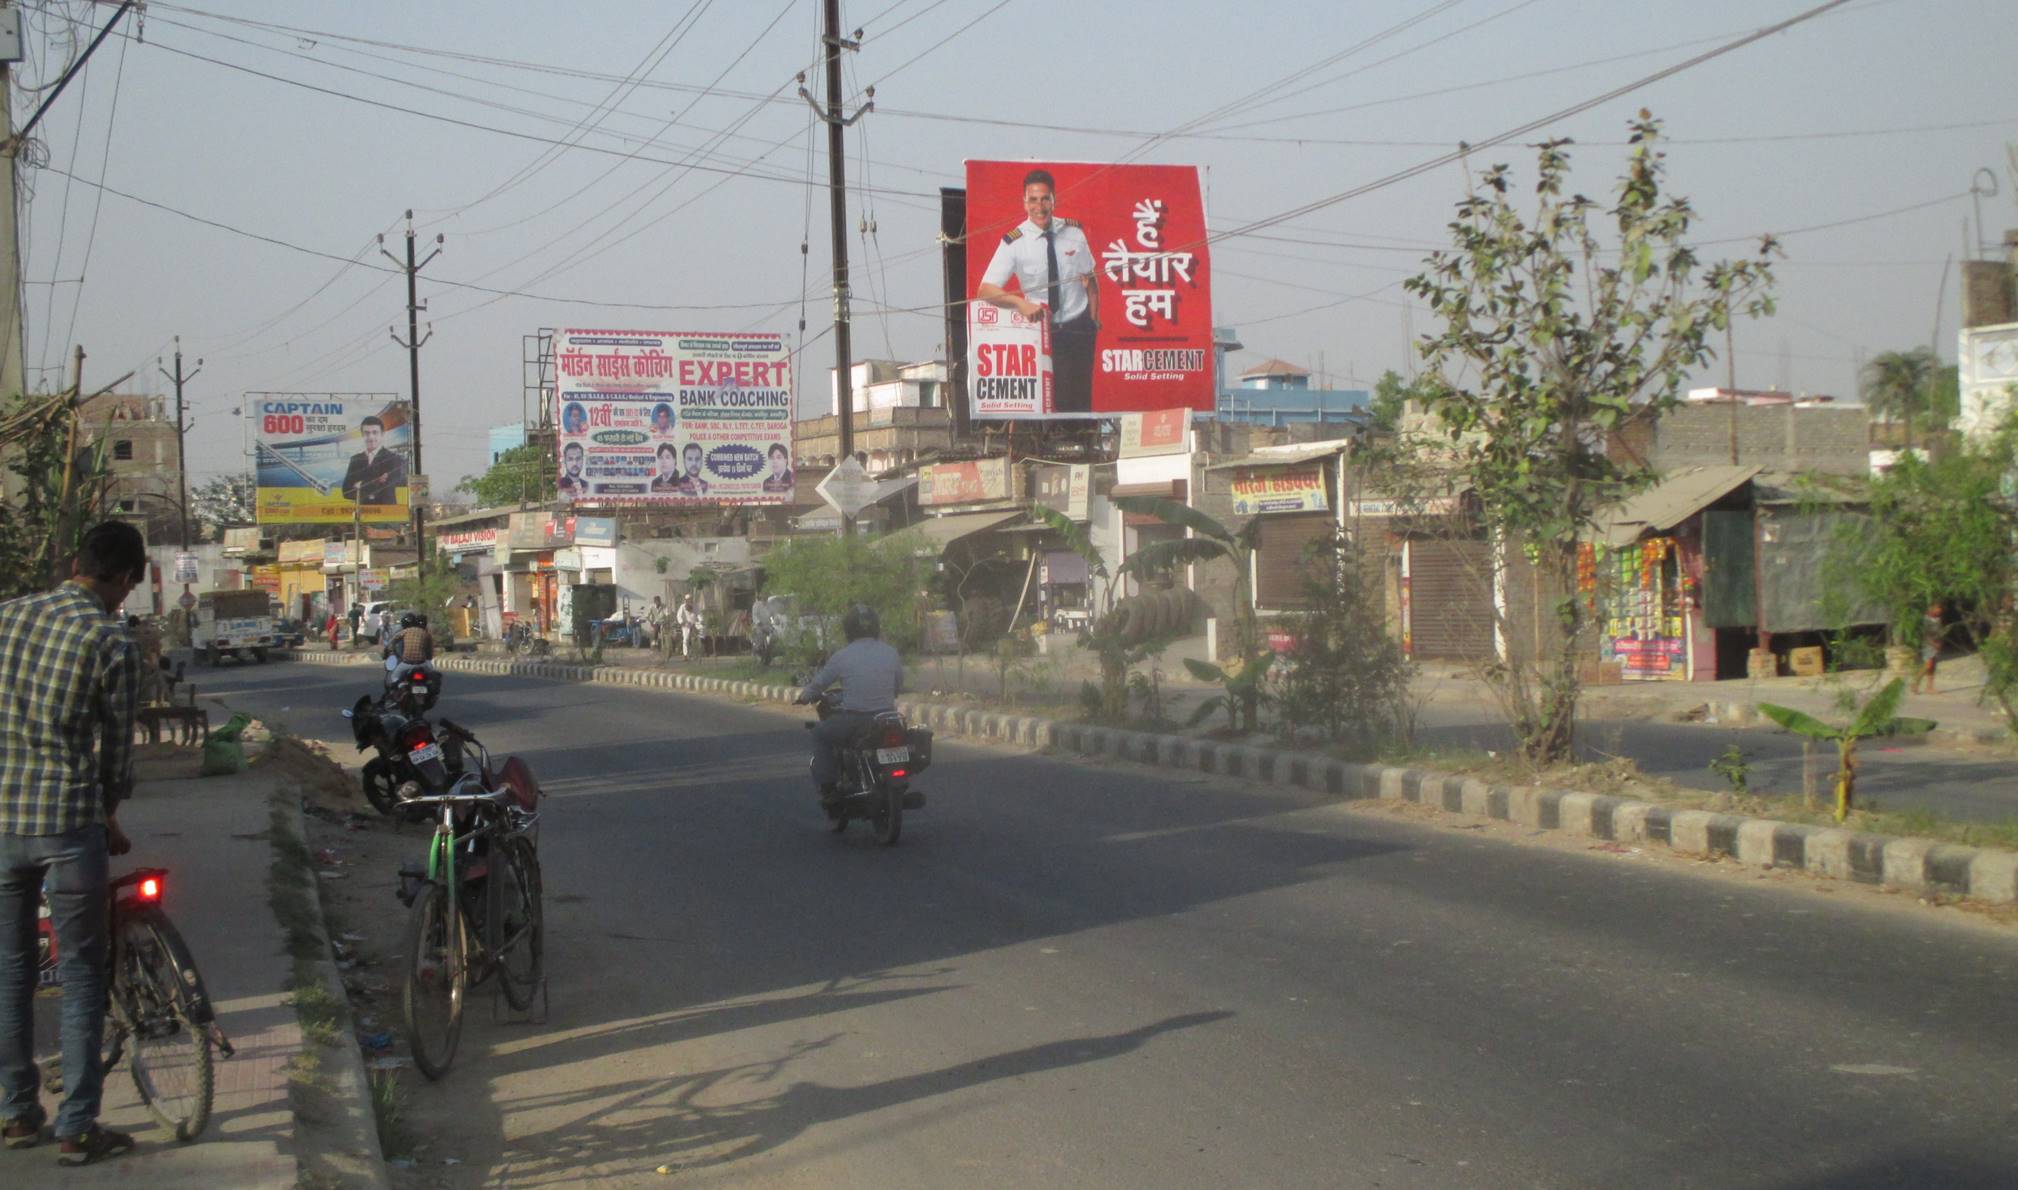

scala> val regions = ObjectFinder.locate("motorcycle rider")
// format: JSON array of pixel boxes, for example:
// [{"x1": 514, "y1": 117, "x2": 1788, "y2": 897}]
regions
[
  {"x1": 382, "y1": 612, "x2": 440, "y2": 708},
  {"x1": 795, "y1": 604, "x2": 903, "y2": 809}
]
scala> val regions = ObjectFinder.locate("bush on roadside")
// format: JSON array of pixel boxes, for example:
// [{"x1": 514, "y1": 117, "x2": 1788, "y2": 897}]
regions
[
  {"x1": 1273, "y1": 530, "x2": 1415, "y2": 753},
  {"x1": 759, "y1": 530, "x2": 932, "y2": 655}
]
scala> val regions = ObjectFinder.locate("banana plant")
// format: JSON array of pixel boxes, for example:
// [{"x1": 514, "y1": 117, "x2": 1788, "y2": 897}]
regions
[
  {"x1": 1112, "y1": 495, "x2": 1271, "y2": 733},
  {"x1": 1757, "y1": 679, "x2": 1935, "y2": 822}
]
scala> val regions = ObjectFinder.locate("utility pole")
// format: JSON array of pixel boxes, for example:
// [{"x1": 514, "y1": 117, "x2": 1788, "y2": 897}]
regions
[
  {"x1": 381, "y1": 211, "x2": 440, "y2": 554},
  {"x1": 158, "y1": 338, "x2": 201, "y2": 549},
  {"x1": 800, "y1": 0, "x2": 871, "y2": 533},
  {"x1": 1725, "y1": 316, "x2": 1739, "y2": 466}
]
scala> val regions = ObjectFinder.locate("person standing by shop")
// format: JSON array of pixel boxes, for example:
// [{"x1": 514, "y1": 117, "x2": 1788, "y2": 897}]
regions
[
  {"x1": 0, "y1": 522, "x2": 144, "y2": 1164},
  {"x1": 675, "y1": 594, "x2": 702, "y2": 660}
]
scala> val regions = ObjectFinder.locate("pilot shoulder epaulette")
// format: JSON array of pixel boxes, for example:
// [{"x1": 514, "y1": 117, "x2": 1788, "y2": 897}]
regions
[
  {"x1": 1002, "y1": 228, "x2": 1023, "y2": 244},
  {"x1": 1056, "y1": 218, "x2": 1079, "y2": 229}
]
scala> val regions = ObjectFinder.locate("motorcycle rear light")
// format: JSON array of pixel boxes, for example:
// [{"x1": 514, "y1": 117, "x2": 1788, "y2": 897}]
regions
[
  {"x1": 889, "y1": 769, "x2": 908, "y2": 778},
  {"x1": 138, "y1": 877, "x2": 161, "y2": 901}
]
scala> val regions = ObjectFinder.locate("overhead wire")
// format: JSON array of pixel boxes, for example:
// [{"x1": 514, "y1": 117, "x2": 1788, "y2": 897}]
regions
[
  {"x1": 34, "y1": 11, "x2": 90, "y2": 382},
  {"x1": 55, "y1": 25, "x2": 127, "y2": 375}
]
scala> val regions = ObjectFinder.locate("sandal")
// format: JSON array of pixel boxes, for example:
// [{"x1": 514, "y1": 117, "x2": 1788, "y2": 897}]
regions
[
  {"x1": 56, "y1": 1124, "x2": 135, "y2": 1167},
  {"x1": 2, "y1": 1104, "x2": 46, "y2": 1149}
]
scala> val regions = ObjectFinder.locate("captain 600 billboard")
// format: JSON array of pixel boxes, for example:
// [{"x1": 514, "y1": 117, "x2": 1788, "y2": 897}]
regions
[{"x1": 964, "y1": 160, "x2": 1214, "y2": 421}]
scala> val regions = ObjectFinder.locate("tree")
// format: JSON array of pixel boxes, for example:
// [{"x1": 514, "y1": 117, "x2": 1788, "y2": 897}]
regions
[
  {"x1": 1400, "y1": 114, "x2": 1776, "y2": 765},
  {"x1": 190, "y1": 474, "x2": 257, "y2": 540},
  {"x1": 1860, "y1": 347, "x2": 1939, "y2": 453},
  {"x1": 457, "y1": 444, "x2": 554, "y2": 507},
  {"x1": 1113, "y1": 495, "x2": 1272, "y2": 734},
  {"x1": 1758, "y1": 679, "x2": 1934, "y2": 822},
  {"x1": 760, "y1": 530, "x2": 932, "y2": 655},
  {"x1": 1367, "y1": 370, "x2": 1423, "y2": 433}
]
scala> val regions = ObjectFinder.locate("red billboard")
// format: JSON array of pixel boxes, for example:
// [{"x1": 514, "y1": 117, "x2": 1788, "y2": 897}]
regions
[{"x1": 964, "y1": 161, "x2": 1214, "y2": 421}]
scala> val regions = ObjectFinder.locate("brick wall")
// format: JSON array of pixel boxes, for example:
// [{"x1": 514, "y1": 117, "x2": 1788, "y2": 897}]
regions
[{"x1": 1647, "y1": 403, "x2": 1869, "y2": 476}]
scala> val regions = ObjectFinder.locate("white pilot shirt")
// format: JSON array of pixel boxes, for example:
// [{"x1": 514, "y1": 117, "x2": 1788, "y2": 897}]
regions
[{"x1": 981, "y1": 217, "x2": 1094, "y2": 324}]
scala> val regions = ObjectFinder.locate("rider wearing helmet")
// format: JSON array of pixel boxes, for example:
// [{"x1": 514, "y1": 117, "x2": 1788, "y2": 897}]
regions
[
  {"x1": 796, "y1": 603, "x2": 903, "y2": 806},
  {"x1": 383, "y1": 611, "x2": 440, "y2": 707}
]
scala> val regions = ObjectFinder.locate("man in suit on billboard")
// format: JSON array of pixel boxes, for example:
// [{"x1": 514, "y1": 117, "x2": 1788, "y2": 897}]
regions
[
  {"x1": 340, "y1": 415, "x2": 408, "y2": 505},
  {"x1": 977, "y1": 168, "x2": 1098, "y2": 414}
]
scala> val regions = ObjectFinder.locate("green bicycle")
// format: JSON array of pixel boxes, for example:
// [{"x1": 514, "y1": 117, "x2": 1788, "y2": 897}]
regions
[{"x1": 395, "y1": 720, "x2": 544, "y2": 1081}]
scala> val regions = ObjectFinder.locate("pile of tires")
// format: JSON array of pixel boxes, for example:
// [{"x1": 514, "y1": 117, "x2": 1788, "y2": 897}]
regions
[{"x1": 1096, "y1": 589, "x2": 1201, "y2": 645}]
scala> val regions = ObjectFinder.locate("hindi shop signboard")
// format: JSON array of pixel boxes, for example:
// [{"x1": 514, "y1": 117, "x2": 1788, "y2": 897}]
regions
[
  {"x1": 963, "y1": 161, "x2": 1213, "y2": 420},
  {"x1": 919, "y1": 458, "x2": 1016, "y2": 507},
  {"x1": 436, "y1": 527, "x2": 498, "y2": 556},
  {"x1": 250, "y1": 394, "x2": 411, "y2": 525},
  {"x1": 553, "y1": 330, "x2": 795, "y2": 506},
  {"x1": 1229, "y1": 465, "x2": 1329, "y2": 516}
]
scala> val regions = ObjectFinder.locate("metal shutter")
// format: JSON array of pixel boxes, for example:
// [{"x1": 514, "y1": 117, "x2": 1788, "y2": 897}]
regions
[
  {"x1": 1409, "y1": 538, "x2": 1494, "y2": 660},
  {"x1": 1254, "y1": 513, "x2": 1336, "y2": 610}
]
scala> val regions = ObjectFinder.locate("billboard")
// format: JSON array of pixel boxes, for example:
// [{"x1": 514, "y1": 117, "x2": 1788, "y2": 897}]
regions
[
  {"x1": 251, "y1": 395, "x2": 411, "y2": 525},
  {"x1": 1229, "y1": 465, "x2": 1329, "y2": 516},
  {"x1": 1118, "y1": 407, "x2": 1190, "y2": 457},
  {"x1": 963, "y1": 160, "x2": 1213, "y2": 420},
  {"x1": 1030, "y1": 461, "x2": 1091, "y2": 520},
  {"x1": 553, "y1": 330, "x2": 794, "y2": 505},
  {"x1": 919, "y1": 458, "x2": 1016, "y2": 506}
]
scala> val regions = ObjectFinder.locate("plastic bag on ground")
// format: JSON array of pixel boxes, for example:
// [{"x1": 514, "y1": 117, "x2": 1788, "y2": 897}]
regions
[{"x1": 200, "y1": 711, "x2": 253, "y2": 776}]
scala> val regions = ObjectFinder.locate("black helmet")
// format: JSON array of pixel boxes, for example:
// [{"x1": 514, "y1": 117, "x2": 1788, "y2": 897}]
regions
[
  {"x1": 842, "y1": 602, "x2": 880, "y2": 642},
  {"x1": 400, "y1": 611, "x2": 424, "y2": 629}
]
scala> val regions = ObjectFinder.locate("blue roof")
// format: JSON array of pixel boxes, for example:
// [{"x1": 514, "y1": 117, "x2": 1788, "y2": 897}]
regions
[{"x1": 1215, "y1": 387, "x2": 1370, "y2": 426}]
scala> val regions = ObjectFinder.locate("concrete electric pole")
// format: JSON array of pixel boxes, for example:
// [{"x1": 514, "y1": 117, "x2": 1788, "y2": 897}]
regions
[
  {"x1": 800, "y1": 0, "x2": 871, "y2": 533},
  {"x1": 158, "y1": 338, "x2": 201, "y2": 549},
  {"x1": 381, "y1": 211, "x2": 440, "y2": 553}
]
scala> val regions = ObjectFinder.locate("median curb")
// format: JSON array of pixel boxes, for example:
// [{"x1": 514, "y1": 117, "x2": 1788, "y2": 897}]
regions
[{"x1": 290, "y1": 651, "x2": 2018, "y2": 906}]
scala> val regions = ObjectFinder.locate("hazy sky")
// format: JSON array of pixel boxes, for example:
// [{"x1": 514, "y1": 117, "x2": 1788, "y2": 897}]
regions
[{"x1": 12, "y1": 0, "x2": 2014, "y2": 490}]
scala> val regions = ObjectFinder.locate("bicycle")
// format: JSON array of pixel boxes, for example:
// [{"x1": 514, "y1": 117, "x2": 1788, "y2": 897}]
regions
[
  {"x1": 38, "y1": 867, "x2": 235, "y2": 1142},
  {"x1": 395, "y1": 722, "x2": 544, "y2": 1080}
]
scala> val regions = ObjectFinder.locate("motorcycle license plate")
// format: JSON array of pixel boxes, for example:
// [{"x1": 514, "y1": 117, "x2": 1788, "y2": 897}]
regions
[
  {"x1": 411, "y1": 742, "x2": 442, "y2": 763},
  {"x1": 410, "y1": 683, "x2": 428, "y2": 696},
  {"x1": 875, "y1": 747, "x2": 910, "y2": 764}
]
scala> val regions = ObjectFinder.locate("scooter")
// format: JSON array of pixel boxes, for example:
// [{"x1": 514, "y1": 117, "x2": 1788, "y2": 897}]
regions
[{"x1": 798, "y1": 687, "x2": 931, "y2": 845}]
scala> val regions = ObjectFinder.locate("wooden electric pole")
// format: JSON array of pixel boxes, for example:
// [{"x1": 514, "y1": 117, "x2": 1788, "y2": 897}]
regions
[
  {"x1": 381, "y1": 211, "x2": 440, "y2": 553},
  {"x1": 158, "y1": 338, "x2": 201, "y2": 549}
]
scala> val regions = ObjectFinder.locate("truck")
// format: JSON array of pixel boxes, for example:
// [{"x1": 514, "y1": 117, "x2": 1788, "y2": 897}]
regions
[{"x1": 192, "y1": 589, "x2": 281, "y2": 666}]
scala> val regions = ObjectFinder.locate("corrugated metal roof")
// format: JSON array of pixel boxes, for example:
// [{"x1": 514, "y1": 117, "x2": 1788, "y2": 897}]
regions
[
  {"x1": 892, "y1": 509, "x2": 1028, "y2": 552},
  {"x1": 1595, "y1": 465, "x2": 1759, "y2": 547},
  {"x1": 1205, "y1": 441, "x2": 1349, "y2": 469}
]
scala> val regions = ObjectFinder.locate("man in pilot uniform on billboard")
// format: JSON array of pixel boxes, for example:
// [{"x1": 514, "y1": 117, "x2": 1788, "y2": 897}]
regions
[{"x1": 977, "y1": 168, "x2": 1098, "y2": 414}]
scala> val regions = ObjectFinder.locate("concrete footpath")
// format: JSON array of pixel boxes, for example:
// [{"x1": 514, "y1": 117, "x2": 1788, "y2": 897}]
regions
[{"x1": 1, "y1": 737, "x2": 383, "y2": 1187}]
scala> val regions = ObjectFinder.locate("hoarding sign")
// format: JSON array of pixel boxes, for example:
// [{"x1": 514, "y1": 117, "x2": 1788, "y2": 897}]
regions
[
  {"x1": 816, "y1": 455, "x2": 878, "y2": 519},
  {"x1": 251, "y1": 564, "x2": 281, "y2": 593},
  {"x1": 919, "y1": 458, "x2": 1015, "y2": 506},
  {"x1": 1029, "y1": 461, "x2": 1090, "y2": 520},
  {"x1": 1229, "y1": 465, "x2": 1328, "y2": 516},
  {"x1": 963, "y1": 160, "x2": 1213, "y2": 420},
  {"x1": 573, "y1": 516, "x2": 618, "y2": 547},
  {"x1": 172, "y1": 552, "x2": 199, "y2": 584},
  {"x1": 1118, "y1": 407, "x2": 1190, "y2": 457},
  {"x1": 436, "y1": 528, "x2": 498, "y2": 555},
  {"x1": 360, "y1": 569, "x2": 388, "y2": 594},
  {"x1": 250, "y1": 394, "x2": 411, "y2": 525},
  {"x1": 553, "y1": 330, "x2": 794, "y2": 505}
]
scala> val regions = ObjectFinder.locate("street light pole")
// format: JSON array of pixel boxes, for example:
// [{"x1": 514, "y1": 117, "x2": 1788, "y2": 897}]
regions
[{"x1": 158, "y1": 338, "x2": 201, "y2": 549}]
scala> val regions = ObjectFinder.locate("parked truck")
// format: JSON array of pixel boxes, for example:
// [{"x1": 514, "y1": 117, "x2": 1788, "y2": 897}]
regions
[{"x1": 193, "y1": 589, "x2": 280, "y2": 666}]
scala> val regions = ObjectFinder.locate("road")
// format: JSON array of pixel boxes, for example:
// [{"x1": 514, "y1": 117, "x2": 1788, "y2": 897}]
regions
[{"x1": 208, "y1": 660, "x2": 2018, "y2": 1188}]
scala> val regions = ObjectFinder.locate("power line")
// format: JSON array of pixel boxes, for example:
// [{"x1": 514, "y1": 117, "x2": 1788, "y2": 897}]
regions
[{"x1": 55, "y1": 25, "x2": 125, "y2": 372}]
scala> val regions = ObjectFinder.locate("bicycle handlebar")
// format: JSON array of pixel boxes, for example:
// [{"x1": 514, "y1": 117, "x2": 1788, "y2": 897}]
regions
[{"x1": 399, "y1": 786, "x2": 514, "y2": 808}]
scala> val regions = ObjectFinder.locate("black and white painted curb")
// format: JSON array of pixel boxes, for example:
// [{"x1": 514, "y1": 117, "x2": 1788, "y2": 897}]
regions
[{"x1": 289, "y1": 650, "x2": 2018, "y2": 906}]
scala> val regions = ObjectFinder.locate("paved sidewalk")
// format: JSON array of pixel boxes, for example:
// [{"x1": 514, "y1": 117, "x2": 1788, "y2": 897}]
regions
[{"x1": 3, "y1": 745, "x2": 300, "y2": 1186}]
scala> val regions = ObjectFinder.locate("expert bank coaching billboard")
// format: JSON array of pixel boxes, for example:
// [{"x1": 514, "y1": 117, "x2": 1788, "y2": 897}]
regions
[
  {"x1": 963, "y1": 160, "x2": 1213, "y2": 421},
  {"x1": 251, "y1": 394, "x2": 411, "y2": 525},
  {"x1": 554, "y1": 330, "x2": 795, "y2": 506}
]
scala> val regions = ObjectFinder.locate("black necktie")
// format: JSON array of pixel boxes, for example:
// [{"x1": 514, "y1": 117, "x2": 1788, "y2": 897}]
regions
[{"x1": 1044, "y1": 228, "x2": 1061, "y2": 317}]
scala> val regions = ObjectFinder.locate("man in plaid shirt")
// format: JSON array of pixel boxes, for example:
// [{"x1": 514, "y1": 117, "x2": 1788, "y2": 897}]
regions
[{"x1": 0, "y1": 522, "x2": 144, "y2": 1165}]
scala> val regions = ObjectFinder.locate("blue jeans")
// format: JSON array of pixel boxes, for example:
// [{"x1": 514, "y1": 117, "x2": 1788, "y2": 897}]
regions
[
  {"x1": 0, "y1": 825, "x2": 110, "y2": 1138},
  {"x1": 810, "y1": 712, "x2": 873, "y2": 791}
]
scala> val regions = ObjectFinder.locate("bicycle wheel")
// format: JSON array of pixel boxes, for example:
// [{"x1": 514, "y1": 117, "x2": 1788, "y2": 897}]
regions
[
  {"x1": 491, "y1": 836, "x2": 544, "y2": 1012},
  {"x1": 401, "y1": 882, "x2": 465, "y2": 1080},
  {"x1": 119, "y1": 907, "x2": 216, "y2": 1142}
]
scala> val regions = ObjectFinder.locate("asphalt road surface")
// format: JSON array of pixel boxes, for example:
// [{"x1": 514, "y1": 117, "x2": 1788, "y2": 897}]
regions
[{"x1": 208, "y1": 660, "x2": 2018, "y2": 1188}]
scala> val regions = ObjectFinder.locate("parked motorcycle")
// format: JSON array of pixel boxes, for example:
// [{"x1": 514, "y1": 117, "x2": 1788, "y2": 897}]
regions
[
  {"x1": 344, "y1": 693, "x2": 467, "y2": 816},
  {"x1": 798, "y1": 687, "x2": 931, "y2": 844}
]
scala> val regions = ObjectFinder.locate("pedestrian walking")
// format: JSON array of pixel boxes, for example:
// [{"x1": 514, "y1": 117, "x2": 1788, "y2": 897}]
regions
[
  {"x1": 0, "y1": 522, "x2": 144, "y2": 1165},
  {"x1": 325, "y1": 609, "x2": 341, "y2": 650},
  {"x1": 1911, "y1": 602, "x2": 1944, "y2": 695},
  {"x1": 347, "y1": 601, "x2": 363, "y2": 641},
  {"x1": 643, "y1": 596, "x2": 666, "y2": 652}
]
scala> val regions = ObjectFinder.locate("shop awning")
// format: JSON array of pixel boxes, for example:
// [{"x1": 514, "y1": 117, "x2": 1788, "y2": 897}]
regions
[
  {"x1": 897, "y1": 509, "x2": 1028, "y2": 553},
  {"x1": 1205, "y1": 441, "x2": 1349, "y2": 470},
  {"x1": 1596, "y1": 465, "x2": 1759, "y2": 548}
]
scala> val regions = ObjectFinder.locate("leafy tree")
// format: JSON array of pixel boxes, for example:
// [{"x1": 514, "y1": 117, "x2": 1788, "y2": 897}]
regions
[
  {"x1": 383, "y1": 555, "x2": 464, "y2": 634},
  {"x1": 1399, "y1": 114, "x2": 1776, "y2": 765},
  {"x1": 760, "y1": 530, "x2": 932, "y2": 655},
  {"x1": 1859, "y1": 347, "x2": 1939, "y2": 452},
  {"x1": 457, "y1": 443, "x2": 554, "y2": 507},
  {"x1": 1113, "y1": 495, "x2": 1271, "y2": 733},
  {"x1": 1758, "y1": 679, "x2": 1934, "y2": 822},
  {"x1": 1367, "y1": 370, "x2": 1423, "y2": 433},
  {"x1": 190, "y1": 474, "x2": 257, "y2": 540}
]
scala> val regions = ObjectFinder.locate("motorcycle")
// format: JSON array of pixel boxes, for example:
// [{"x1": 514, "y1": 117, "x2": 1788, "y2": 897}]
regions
[
  {"x1": 383, "y1": 657, "x2": 443, "y2": 715},
  {"x1": 799, "y1": 687, "x2": 931, "y2": 844},
  {"x1": 345, "y1": 693, "x2": 468, "y2": 816}
]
